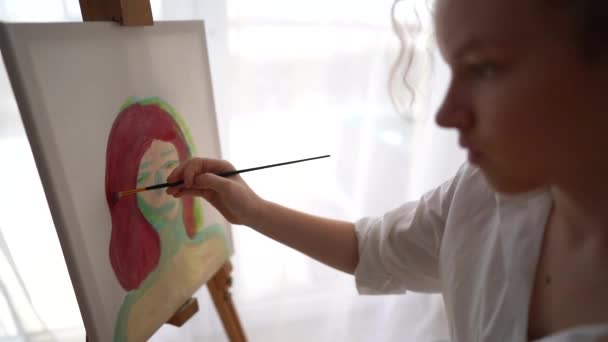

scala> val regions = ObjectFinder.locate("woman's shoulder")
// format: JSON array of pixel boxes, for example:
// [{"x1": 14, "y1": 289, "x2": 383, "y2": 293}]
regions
[{"x1": 440, "y1": 162, "x2": 492, "y2": 201}]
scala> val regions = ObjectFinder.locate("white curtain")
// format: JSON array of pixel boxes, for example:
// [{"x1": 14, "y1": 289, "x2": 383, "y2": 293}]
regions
[{"x1": 0, "y1": 0, "x2": 465, "y2": 341}]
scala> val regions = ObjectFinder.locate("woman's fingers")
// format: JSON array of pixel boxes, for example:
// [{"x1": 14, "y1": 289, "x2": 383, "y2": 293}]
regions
[
  {"x1": 166, "y1": 186, "x2": 179, "y2": 195},
  {"x1": 194, "y1": 173, "x2": 232, "y2": 192},
  {"x1": 167, "y1": 158, "x2": 237, "y2": 196},
  {"x1": 167, "y1": 160, "x2": 188, "y2": 183},
  {"x1": 182, "y1": 159, "x2": 202, "y2": 188},
  {"x1": 166, "y1": 160, "x2": 195, "y2": 195},
  {"x1": 173, "y1": 188, "x2": 205, "y2": 197}
]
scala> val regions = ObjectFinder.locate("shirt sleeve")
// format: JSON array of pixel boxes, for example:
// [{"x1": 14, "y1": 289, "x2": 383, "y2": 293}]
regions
[
  {"x1": 532, "y1": 324, "x2": 608, "y2": 342},
  {"x1": 354, "y1": 163, "x2": 470, "y2": 295}
]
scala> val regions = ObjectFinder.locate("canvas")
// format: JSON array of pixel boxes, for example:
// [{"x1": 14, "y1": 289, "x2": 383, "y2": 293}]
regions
[{"x1": 0, "y1": 21, "x2": 232, "y2": 342}]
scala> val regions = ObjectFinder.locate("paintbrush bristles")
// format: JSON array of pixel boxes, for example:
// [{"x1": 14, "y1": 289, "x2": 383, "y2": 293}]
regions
[
  {"x1": 115, "y1": 187, "x2": 147, "y2": 199},
  {"x1": 122, "y1": 188, "x2": 144, "y2": 196}
]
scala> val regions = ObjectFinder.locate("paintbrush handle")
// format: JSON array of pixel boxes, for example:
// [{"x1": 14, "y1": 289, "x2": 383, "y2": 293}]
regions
[
  {"x1": 146, "y1": 180, "x2": 184, "y2": 190},
  {"x1": 145, "y1": 155, "x2": 331, "y2": 191},
  {"x1": 216, "y1": 154, "x2": 330, "y2": 177}
]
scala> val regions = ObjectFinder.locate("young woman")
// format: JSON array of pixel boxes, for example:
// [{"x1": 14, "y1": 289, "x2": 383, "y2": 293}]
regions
[{"x1": 167, "y1": 1, "x2": 608, "y2": 340}]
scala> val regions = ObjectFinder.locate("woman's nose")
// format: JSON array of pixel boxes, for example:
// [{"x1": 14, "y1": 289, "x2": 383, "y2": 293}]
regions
[
  {"x1": 435, "y1": 107, "x2": 474, "y2": 130},
  {"x1": 435, "y1": 81, "x2": 474, "y2": 130}
]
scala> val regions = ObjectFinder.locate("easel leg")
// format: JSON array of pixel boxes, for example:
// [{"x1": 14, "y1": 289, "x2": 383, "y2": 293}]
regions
[{"x1": 208, "y1": 262, "x2": 247, "y2": 342}]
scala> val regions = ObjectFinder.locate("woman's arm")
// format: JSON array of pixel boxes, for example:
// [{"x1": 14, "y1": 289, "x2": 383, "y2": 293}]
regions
[
  {"x1": 247, "y1": 200, "x2": 359, "y2": 274},
  {"x1": 167, "y1": 157, "x2": 359, "y2": 274}
]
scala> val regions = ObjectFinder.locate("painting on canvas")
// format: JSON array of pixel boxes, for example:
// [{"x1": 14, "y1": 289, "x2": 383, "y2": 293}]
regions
[
  {"x1": 106, "y1": 96, "x2": 229, "y2": 340},
  {"x1": 0, "y1": 21, "x2": 231, "y2": 341}
]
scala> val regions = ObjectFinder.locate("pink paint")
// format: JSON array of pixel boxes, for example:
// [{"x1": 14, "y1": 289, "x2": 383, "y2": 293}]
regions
[{"x1": 105, "y1": 100, "x2": 197, "y2": 291}]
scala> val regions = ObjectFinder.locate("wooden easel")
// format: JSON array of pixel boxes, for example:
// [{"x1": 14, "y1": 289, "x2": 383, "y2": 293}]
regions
[{"x1": 78, "y1": 0, "x2": 246, "y2": 340}]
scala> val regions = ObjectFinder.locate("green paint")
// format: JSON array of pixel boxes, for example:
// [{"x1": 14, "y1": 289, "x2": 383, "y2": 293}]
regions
[
  {"x1": 160, "y1": 149, "x2": 176, "y2": 158},
  {"x1": 194, "y1": 200, "x2": 203, "y2": 231},
  {"x1": 162, "y1": 160, "x2": 179, "y2": 170},
  {"x1": 136, "y1": 195, "x2": 178, "y2": 231},
  {"x1": 136, "y1": 171, "x2": 150, "y2": 185},
  {"x1": 118, "y1": 96, "x2": 199, "y2": 156},
  {"x1": 118, "y1": 96, "x2": 138, "y2": 112},
  {"x1": 139, "y1": 161, "x2": 152, "y2": 170}
]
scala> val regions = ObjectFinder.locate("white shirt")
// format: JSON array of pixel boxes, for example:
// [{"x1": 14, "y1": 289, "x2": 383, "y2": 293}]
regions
[{"x1": 354, "y1": 163, "x2": 608, "y2": 341}]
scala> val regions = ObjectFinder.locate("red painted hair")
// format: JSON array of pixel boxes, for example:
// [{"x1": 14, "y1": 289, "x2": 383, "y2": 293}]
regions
[{"x1": 105, "y1": 100, "x2": 197, "y2": 291}]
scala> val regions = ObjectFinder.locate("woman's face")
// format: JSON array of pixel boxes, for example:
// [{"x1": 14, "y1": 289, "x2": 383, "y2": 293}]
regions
[
  {"x1": 137, "y1": 140, "x2": 180, "y2": 220},
  {"x1": 433, "y1": 0, "x2": 608, "y2": 194}
]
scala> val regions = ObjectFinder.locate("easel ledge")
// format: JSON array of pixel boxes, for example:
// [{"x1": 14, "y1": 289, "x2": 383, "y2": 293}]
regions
[{"x1": 78, "y1": 0, "x2": 246, "y2": 340}]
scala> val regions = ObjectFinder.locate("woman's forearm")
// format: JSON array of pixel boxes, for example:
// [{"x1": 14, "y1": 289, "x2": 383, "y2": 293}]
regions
[{"x1": 245, "y1": 200, "x2": 359, "y2": 275}]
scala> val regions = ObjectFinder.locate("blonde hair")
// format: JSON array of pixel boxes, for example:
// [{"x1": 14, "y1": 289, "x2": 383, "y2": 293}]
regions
[{"x1": 388, "y1": 0, "x2": 436, "y2": 122}]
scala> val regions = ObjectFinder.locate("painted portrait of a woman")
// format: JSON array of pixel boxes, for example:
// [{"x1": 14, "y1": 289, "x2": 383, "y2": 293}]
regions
[{"x1": 104, "y1": 97, "x2": 230, "y2": 342}]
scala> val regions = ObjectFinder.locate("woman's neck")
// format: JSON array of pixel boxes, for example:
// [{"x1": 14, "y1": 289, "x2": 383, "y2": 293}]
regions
[{"x1": 550, "y1": 178, "x2": 608, "y2": 241}]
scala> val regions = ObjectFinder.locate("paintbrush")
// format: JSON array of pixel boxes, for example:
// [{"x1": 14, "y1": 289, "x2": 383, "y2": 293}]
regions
[{"x1": 113, "y1": 154, "x2": 330, "y2": 200}]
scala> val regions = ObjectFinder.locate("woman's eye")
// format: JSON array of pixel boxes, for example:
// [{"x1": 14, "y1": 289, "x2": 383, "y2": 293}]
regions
[
  {"x1": 470, "y1": 62, "x2": 499, "y2": 79},
  {"x1": 137, "y1": 172, "x2": 150, "y2": 184}
]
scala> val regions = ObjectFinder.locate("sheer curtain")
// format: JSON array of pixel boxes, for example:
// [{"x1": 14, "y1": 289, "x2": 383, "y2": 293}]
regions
[{"x1": 0, "y1": 0, "x2": 464, "y2": 341}]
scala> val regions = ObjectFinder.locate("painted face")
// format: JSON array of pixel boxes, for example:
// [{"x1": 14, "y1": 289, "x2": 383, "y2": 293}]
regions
[
  {"x1": 433, "y1": 0, "x2": 608, "y2": 194},
  {"x1": 136, "y1": 140, "x2": 180, "y2": 221}
]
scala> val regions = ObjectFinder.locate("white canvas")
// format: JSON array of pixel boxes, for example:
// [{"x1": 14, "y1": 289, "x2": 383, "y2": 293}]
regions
[{"x1": 0, "y1": 21, "x2": 232, "y2": 342}]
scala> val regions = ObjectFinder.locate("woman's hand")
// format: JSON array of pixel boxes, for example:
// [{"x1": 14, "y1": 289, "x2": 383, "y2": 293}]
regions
[
  {"x1": 166, "y1": 158, "x2": 263, "y2": 225},
  {"x1": 168, "y1": 157, "x2": 359, "y2": 275}
]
